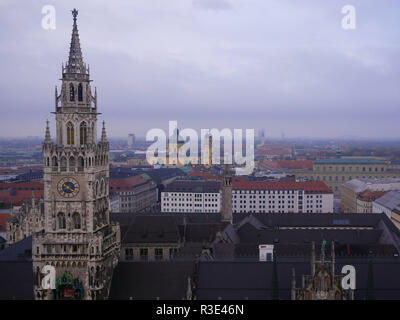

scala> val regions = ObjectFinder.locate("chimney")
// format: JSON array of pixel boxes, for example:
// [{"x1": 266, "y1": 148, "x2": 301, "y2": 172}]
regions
[{"x1": 259, "y1": 244, "x2": 274, "y2": 262}]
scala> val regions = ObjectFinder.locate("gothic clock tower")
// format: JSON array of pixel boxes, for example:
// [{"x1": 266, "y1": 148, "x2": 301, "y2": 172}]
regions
[{"x1": 33, "y1": 9, "x2": 120, "y2": 300}]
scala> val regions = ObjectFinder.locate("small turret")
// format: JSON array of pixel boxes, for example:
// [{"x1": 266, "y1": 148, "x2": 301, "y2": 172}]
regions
[
  {"x1": 44, "y1": 120, "x2": 51, "y2": 144},
  {"x1": 31, "y1": 190, "x2": 36, "y2": 208},
  {"x1": 186, "y1": 277, "x2": 192, "y2": 300},
  {"x1": 101, "y1": 121, "x2": 107, "y2": 143},
  {"x1": 321, "y1": 239, "x2": 326, "y2": 263},
  {"x1": 311, "y1": 241, "x2": 315, "y2": 276},
  {"x1": 55, "y1": 85, "x2": 58, "y2": 109},
  {"x1": 94, "y1": 87, "x2": 97, "y2": 109},
  {"x1": 7, "y1": 202, "x2": 18, "y2": 223}
]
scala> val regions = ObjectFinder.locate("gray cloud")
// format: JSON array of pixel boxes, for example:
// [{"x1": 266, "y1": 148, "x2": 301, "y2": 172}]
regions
[
  {"x1": 193, "y1": 0, "x2": 232, "y2": 11},
  {"x1": 1, "y1": 0, "x2": 400, "y2": 139}
]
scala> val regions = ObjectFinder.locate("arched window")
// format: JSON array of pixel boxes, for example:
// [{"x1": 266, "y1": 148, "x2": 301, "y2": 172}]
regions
[
  {"x1": 57, "y1": 212, "x2": 66, "y2": 229},
  {"x1": 35, "y1": 266, "x2": 41, "y2": 286},
  {"x1": 101, "y1": 179, "x2": 105, "y2": 195},
  {"x1": 67, "y1": 122, "x2": 74, "y2": 145},
  {"x1": 78, "y1": 156, "x2": 84, "y2": 172},
  {"x1": 69, "y1": 83, "x2": 75, "y2": 101},
  {"x1": 60, "y1": 157, "x2": 67, "y2": 172},
  {"x1": 52, "y1": 156, "x2": 58, "y2": 171},
  {"x1": 69, "y1": 156, "x2": 75, "y2": 171},
  {"x1": 72, "y1": 212, "x2": 81, "y2": 229},
  {"x1": 91, "y1": 123, "x2": 94, "y2": 142},
  {"x1": 80, "y1": 122, "x2": 87, "y2": 145},
  {"x1": 78, "y1": 83, "x2": 83, "y2": 101}
]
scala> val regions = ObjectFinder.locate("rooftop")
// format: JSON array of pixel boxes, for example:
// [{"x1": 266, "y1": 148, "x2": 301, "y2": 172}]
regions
[
  {"x1": 164, "y1": 180, "x2": 220, "y2": 193},
  {"x1": 232, "y1": 180, "x2": 332, "y2": 194},
  {"x1": 374, "y1": 190, "x2": 400, "y2": 210},
  {"x1": 342, "y1": 178, "x2": 400, "y2": 193},
  {"x1": 110, "y1": 174, "x2": 153, "y2": 191},
  {"x1": 314, "y1": 158, "x2": 386, "y2": 165},
  {"x1": 358, "y1": 190, "x2": 388, "y2": 202}
]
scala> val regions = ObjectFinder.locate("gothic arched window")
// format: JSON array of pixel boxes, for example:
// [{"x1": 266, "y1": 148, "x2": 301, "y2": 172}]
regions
[
  {"x1": 78, "y1": 83, "x2": 83, "y2": 101},
  {"x1": 67, "y1": 122, "x2": 74, "y2": 145},
  {"x1": 57, "y1": 212, "x2": 66, "y2": 229},
  {"x1": 72, "y1": 212, "x2": 81, "y2": 229},
  {"x1": 69, "y1": 156, "x2": 75, "y2": 171},
  {"x1": 80, "y1": 122, "x2": 87, "y2": 145},
  {"x1": 101, "y1": 179, "x2": 105, "y2": 195},
  {"x1": 78, "y1": 156, "x2": 84, "y2": 172},
  {"x1": 52, "y1": 156, "x2": 58, "y2": 171},
  {"x1": 35, "y1": 267, "x2": 41, "y2": 287},
  {"x1": 69, "y1": 83, "x2": 75, "y2": 101},
  {"x1": 60, "y1": 157, "x2": 67, "y2": 172}
]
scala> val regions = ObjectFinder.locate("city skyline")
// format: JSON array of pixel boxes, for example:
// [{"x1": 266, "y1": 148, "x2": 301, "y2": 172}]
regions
[
  {"x1": 1, "y1": 5, "x2": 400, "y2": 303},
  {"x1": 1, "y1": 0, "x2": 400, "y2": 139}
]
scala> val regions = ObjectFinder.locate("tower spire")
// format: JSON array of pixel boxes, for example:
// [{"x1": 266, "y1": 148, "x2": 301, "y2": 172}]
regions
[
  {"x1": 44, "y1": 120, "x2": 51, "y2": 144},
  {"x1": 65, "y1": 8, "x2": 86, "y2": 75},
  {"x1": 31, "y1": 190, "x2": 36, "y2": 208},
  {"x1": 101, "y1": 121, "x2": 107, "y2": 142}
]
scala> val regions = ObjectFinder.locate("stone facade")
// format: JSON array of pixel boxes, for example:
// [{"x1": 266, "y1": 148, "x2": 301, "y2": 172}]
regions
[
  {"x1": 291, "y1": 242, "x2": 354, "y2": 300},
  {"x1": 294, "y1": 158, "x2": 400, "y2": 195},
  {"x1": 7, "y1": 196, "x2": 44, "y2": 245},
  {"x1": 32, "y1": 9, "x2": 120, "y2": 300}
]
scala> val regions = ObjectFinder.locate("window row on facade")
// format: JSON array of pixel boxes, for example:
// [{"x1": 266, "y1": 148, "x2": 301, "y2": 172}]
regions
[{"x1": 46, "y1": 154, "x2": 108, "y2": 171}]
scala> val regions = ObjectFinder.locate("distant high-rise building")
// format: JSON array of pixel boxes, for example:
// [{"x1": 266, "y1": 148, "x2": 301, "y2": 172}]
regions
[
  {"x1": 260, "y1": 130, "x2": 265, "y2": 147},
  {"x1": 127, "y1": 133, "x2": 135, "y2": 148}
]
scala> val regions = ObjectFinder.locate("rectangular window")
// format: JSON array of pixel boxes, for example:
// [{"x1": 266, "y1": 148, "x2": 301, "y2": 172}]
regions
[
  {"x1": 140, "y1": 248, "x2": 148, "y2": 261},
  {"x1": 155, "y1": 248, "x2": 163, "y2": 260}
]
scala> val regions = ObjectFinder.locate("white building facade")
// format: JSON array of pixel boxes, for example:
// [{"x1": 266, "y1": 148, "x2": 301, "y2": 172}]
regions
[
  {"x1": 161, "y1": 180, "x2": 333, "y2": 214},
  {"x1": 232, "y1": 181, "x2": 333, "y2": 214},
  {"x1": 161, "y1": 180, "x2": 221, "y2": 213}
]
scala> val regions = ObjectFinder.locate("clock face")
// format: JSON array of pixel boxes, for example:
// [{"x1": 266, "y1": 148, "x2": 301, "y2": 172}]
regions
[{"x1": 58, "y1": 177, "x2": 80, "y2": 198}]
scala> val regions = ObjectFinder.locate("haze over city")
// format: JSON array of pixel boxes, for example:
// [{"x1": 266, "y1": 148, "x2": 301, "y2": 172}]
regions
[
  {"x1": 1, "y1": 0, "x2": 400, "y2": 139},
  {"x1": 3, "y1": 1, "x2": 400, "y2": 305}
]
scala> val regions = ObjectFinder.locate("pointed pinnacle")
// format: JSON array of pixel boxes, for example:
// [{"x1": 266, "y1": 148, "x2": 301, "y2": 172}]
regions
[
  {"x1": 45, "y1": 120, "x2": 51, "y2": 143},
  {"x1": 66, "y1": 8, "x2": 84, "y2": 74},
  {"x1": 101, "y1": 121, "x2": 107, "y2": 142}
]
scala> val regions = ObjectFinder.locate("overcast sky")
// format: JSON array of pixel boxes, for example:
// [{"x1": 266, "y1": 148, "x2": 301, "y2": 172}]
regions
[{"x1": 1, "y1": 0, "x2": 400, "y2": 139}]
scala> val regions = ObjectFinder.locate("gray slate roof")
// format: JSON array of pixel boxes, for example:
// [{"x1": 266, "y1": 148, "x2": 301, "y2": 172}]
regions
[
  {"x1": 374, "y1": 190, "x2": 400, "y2": 210},
  {"x1": 109, "y1": 261, "x2": 194, "y2": 300}
]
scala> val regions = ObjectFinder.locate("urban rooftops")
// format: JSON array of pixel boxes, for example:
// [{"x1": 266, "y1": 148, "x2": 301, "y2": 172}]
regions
[{"x1": 314, "y1": 158, "x2": 386, "y2": 165}]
